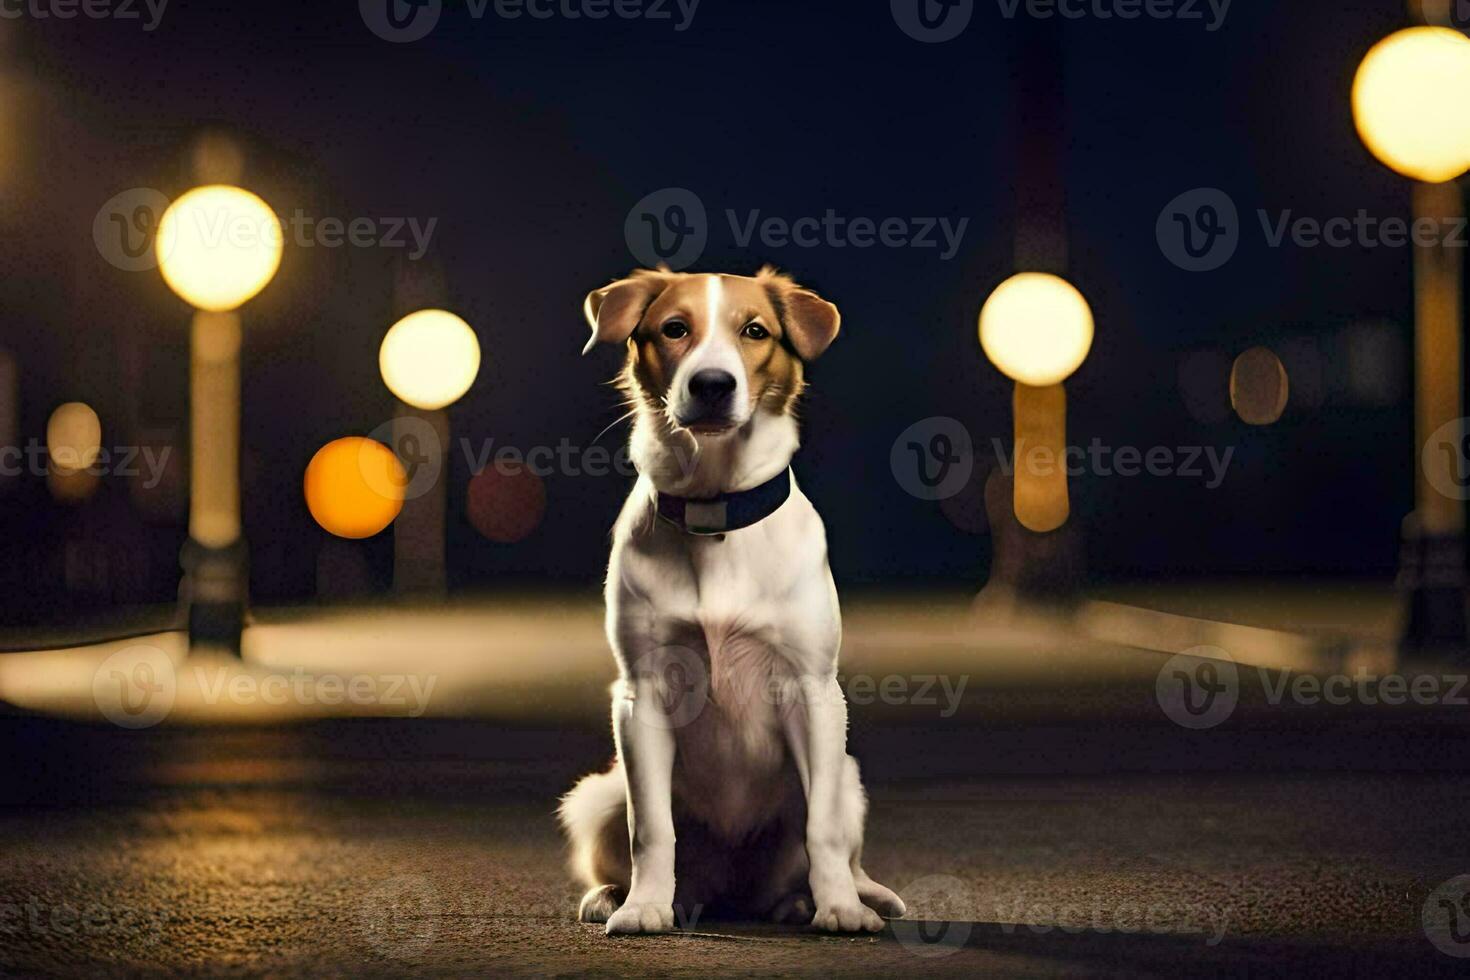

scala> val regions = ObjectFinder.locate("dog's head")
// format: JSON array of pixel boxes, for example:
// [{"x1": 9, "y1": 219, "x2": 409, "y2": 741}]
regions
[{"x1": 582, "y1": 266, "x2": 840, "y2": 436}]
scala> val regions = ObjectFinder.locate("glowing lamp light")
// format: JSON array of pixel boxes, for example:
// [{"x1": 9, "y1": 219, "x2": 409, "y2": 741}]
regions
[
  {"x1": 980, "y1": 272, "x2": 1094, "y2": 535},
  {"x1": 304, "y1": 437, "x2": 406, "y2": 540},
  {"x1": 156, "y1": 185, "x2": 284, "y2": 311},
  {"x1": 46, "y1": 402, "x2": 102, "y2": 472},
  {"x1": 379, "y1": 309, "x2": 482, "y2": 411},
  {"x1": 1352, "y1": 27, "x2": 1470, "y2": 184},
  {"x1": 48, "y1": 465, "x2": 100, "y2": 504},
  {"x1": 1230, "y1": 347, "x2": 1290, "y2": 426},
  {"x1": 979, "y1": 273, "x2": 1094, "y2": 387}
]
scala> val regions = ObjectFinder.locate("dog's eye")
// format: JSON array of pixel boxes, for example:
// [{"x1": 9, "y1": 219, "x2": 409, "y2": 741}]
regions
[
  {"x1": 661, "y1": 320, "x2": 690, "y2": 340},
  {"x1": 741, "y1": 322, "x2": 770, "y2": 340}
]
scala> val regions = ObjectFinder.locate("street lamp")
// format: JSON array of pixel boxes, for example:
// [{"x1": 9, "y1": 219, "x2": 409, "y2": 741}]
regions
[
  {"x1": 979, "y1": 272, "x2": 1094, "y2": 534},
  {"x1": 1352, "y1": 27, "x2": 1470, "y2": 186},
  {"x1": 378, "y1": 308, "x2": 480, "y2": 594},
  {"x1": 1352, "y1": 24, "x2": 1470, "y2": 659},
  {"x1": 156, "y1": 184, "x2": 283, "y2": 654}
]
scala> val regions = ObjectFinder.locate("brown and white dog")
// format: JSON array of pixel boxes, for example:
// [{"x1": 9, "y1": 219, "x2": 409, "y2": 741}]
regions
[{"x1": 559, "y1": 266, "x2": 905, "y2": 934}]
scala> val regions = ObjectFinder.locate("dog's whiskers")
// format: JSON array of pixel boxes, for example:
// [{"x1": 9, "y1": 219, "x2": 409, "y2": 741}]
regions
[{"x1": 590, "y1": 407, "x2": 638, "y2": 447}]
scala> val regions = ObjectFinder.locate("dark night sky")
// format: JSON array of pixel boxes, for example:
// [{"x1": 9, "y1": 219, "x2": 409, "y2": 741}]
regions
[{"x1": 0, "y1": 1, "x2": 1441, "y2": 616}]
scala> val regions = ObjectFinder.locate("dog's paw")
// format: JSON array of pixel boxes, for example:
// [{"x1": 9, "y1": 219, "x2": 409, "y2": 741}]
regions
[
  {"x1": 605, "y1": 902, "x2": 675, "y2": 936},
  {"x1": 811, "y1": 902, "x2": 884, "y2": 933},
  {"x1": 578, "y1": 884, "x2": 626, "y2": 923},
  {"x1": 856, "y1": 876, "x2": 907, "y2": 919}
]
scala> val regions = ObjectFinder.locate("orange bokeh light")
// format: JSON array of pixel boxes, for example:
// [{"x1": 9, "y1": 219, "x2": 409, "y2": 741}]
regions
[{"x1": 303, "y1": 437, "x2": 406, "y2": 540}]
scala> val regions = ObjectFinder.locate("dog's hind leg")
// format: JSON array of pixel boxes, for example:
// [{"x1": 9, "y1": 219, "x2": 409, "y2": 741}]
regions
[
  {"x1": 558, "y1": 765, "x2": 632, "y2": 923},
  {"x1": 578, "y1": 884, "x2": 627, "y2": 924}
]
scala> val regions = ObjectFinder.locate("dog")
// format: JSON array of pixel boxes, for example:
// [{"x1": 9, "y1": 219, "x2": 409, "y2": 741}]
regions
[{"x1": 558, "y1": 266, "x2": 905, "y2": 935}]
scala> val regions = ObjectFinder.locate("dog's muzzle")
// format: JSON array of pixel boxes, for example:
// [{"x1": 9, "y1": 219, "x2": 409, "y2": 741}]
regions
[{"x1": 678, "y1": 369, "x2": 738, "y2": 429}]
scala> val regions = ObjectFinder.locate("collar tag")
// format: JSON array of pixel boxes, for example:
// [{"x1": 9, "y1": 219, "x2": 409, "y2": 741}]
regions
[
  {"x1": 656, "y1": 468, "x2": 793, "y2": 536},
  {"x1": 684, "y1": 500, "x2": 728, "y2": 534}
]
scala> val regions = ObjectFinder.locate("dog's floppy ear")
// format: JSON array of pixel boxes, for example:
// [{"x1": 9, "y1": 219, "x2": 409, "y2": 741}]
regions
[
  {"x1": 758, "y1": 266, "x2": 841, "y2": 361},
  {"x1": 582, "y1": 269, "x2": 674, "y2": 355}
]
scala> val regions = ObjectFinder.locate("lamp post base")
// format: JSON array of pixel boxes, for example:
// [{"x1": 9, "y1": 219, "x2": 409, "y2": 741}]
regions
[
  {"x1": 180, "y1": 538, "x2": 247, "y2": 657},
  {"x1": 1398, "y1": 528, "x2": 1469, "y2": 663},
  {"x1": 980, "y1": 471, "x2": 1085, "y2": 605}
]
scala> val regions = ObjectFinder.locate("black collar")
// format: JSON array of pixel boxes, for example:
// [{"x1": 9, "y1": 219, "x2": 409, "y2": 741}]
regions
[{"x1": 656, "y1": 469, "x2": 793, "y2": 536}]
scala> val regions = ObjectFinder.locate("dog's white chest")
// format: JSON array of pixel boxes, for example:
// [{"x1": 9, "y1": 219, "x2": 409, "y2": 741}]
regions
[
  {"x1": 608, "y1": 477, "x2": 841, "y2": 675},
  {"x1": 606, "y1": 477, "x2": 840, "y2": 839}
]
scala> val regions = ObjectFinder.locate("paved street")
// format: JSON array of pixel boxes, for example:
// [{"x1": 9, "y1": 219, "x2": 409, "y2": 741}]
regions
[
  {"x1": 3, "y1": 713, "x2": 1469, "y2": 976},
  {"x1": 2, "y1": 590, "x2": 1468, "y2": 976}
]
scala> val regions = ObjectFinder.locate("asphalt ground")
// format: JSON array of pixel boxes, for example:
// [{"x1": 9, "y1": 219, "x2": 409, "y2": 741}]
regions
[
  {"x1": 2, "y1": 587, "x2": 1468, "y2": 976},
  {"x1": 3, "y1": 712, "x2": 1469, "y2": 977}
]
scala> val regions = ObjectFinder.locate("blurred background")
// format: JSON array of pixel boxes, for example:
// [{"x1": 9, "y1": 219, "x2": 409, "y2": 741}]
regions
[
  {"x1": 0, "y1": 0, "x2": 1428, "y2": 626},
  {"x1": 7, "y1": 3, "x2": 1470, "y2": 975}
]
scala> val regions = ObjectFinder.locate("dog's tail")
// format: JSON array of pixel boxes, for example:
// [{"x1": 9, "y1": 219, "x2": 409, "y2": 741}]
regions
[{"x1": 557, "y1": 763, "x2": 631, "y2": 903}]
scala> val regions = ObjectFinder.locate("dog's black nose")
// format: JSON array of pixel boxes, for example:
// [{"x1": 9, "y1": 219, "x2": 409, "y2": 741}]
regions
[{"x1": 688, "y1": 369, "x2": 736, "y2": 403}]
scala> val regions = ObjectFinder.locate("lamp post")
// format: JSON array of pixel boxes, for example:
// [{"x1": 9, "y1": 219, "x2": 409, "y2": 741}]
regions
[
  {"x1": 975, "y1": 272, "x2": 1093, "y2": 606},
  {"x1": 155, "y1": 184, "x2": 284, "y2": 655},
  {"x1": 980, "y1": 272, "x2": 1094, "y2": 534},
  {"x1": 377, "y1": 308, "x2": 480, "y2": 594},
  {"x1": 1351, "y1": 24, "x2": 1470, "y2": 659}
]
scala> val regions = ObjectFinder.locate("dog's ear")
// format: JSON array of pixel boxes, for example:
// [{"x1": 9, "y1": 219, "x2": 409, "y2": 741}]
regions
[
  {"x1": 582, "y1": 270, "x2": 674, "y2": 355},
  {"x1": 758, "y1": 266, "x2": 841, "y2": 361}
]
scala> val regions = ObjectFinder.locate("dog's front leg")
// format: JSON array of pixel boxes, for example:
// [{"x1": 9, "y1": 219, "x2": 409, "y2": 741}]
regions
[
  {"x1": 782, "y1": 673, "x2": 884, "y2": 933},
  {"x1": 605, "y1": 673, "x2": 679, "y2": 935}
]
